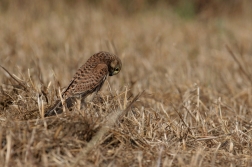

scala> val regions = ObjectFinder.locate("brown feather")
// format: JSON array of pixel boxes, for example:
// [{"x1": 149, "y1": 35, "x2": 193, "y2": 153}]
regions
[{"x1": 44, "y1": 51, "x2": 121, "y2": 117}]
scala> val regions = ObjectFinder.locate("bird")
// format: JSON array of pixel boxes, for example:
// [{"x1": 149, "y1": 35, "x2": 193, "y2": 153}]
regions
[{"x1": 44, "y1": 51, "x2": 122, "y2": 117}]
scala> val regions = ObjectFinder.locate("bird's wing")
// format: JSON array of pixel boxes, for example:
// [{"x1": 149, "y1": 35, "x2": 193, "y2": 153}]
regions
[
  {"x1": 64, "y1": 63, "x2": 108, "y2": 97},
  {"x1": 44, "y1": 97, "x2": 76, "y2": 117}
]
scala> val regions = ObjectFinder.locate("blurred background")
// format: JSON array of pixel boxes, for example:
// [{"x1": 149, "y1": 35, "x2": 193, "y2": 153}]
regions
[
  {"x1": 0, "y1": 0, "x2": 252, "y2": 94},
  {"x1": 1, "y1": 1, "x2": 252, "y2": 166}
]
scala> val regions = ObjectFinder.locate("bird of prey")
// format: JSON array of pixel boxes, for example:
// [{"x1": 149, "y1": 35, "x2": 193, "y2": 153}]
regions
[{"x1": 44, "y1": 51, "x2": 122, "y2": 117}]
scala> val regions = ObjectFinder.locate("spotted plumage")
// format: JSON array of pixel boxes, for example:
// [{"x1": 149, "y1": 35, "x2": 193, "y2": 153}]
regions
[{"x1": 44, "y1": 51, "x2": 122, "y2": 117}]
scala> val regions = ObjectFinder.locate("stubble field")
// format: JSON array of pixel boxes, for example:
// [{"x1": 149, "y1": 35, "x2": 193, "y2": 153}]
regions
[{"x1": 0, "y1": 1, "x2": 252, "y2": 166}]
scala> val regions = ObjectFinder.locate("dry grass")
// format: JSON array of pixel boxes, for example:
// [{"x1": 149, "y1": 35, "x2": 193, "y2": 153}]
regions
[{"x1": 0, "y1": 1, "x2": 252, "y2": 166}]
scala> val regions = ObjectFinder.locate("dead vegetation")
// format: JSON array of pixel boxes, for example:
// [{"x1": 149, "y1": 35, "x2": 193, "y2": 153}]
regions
[{"x1": 0, "y1": 1, "x2": 252, "y2": 166}]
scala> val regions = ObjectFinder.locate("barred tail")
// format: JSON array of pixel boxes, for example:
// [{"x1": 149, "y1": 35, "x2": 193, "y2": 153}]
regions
[{"x1": 44, "y1": 97, "x2": 76, "y2": 117}]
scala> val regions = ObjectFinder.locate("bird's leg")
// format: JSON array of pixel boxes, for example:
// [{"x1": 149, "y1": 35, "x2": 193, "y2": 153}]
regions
[
  {"x1": 81, "y1": 92, "x2": 97, "y2": 109},
  {"x1": 76, "y1": 95, "x2": 81, "y2": 110}
]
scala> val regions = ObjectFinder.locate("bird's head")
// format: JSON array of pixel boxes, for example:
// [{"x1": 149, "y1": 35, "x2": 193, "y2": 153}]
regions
[{"x1": 109, "y1": 56, "x2": 122, "y2": 76}]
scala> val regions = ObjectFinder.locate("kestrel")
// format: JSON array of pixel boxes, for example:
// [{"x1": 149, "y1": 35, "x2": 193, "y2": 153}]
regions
[{"x1": 44, "y1": 51, "x2": 122, "y2": 117}]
